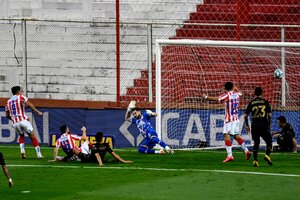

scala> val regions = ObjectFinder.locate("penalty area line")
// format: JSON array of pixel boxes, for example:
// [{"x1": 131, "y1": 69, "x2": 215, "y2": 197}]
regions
[{"x1": 7, "y1": 164, "x2": 300, "y2": 178}]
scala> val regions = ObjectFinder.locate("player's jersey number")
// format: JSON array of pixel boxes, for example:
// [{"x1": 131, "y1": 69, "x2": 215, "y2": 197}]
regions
[
  {"x1": 231, "y1": 100, "x2": 238, "y2": 115},
  {"x1": 252, "y1": 105, "x2": 266, "y2": 118},
  {"x1": 11, "y1": 103, "x2": 17, "y2": 116}
]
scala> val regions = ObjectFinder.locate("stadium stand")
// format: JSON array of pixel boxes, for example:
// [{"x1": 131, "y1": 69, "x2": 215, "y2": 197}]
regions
[{"x1": 120, "y1": 0, "x2": 300, "y2": 107}]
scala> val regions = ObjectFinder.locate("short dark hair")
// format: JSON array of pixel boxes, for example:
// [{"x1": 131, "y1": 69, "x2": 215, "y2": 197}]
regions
[
  {"x1": 95, "y1": 132, "x2": 104, "y2": 142},
  {"x1": 60, "y1": 125, "x2": 68, "y2": 134},
  {"x1": 254, "y1": 87, "x2": 263, "y2": 96},
  {"x1": 11, "y1": 86, "x2": 21, "y2": 95},
  {"x1": 224, "y1": 82, "x2": 233, "y2": 91},
  {"x1": 277, "y1": 116, "x2": 286, "y2": 123},
  {"x1": 131, "y1": 107, "x2": 140, "y2": 112}
]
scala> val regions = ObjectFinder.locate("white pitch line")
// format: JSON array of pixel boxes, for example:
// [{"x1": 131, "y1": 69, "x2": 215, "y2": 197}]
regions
[{"x1": 7, "y1": 164, "x2": 300, "y2": 178}]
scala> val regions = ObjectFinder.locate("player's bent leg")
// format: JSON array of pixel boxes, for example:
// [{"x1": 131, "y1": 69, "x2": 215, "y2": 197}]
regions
[
  {"x1": 150, "y1": 136, "x2": 173, "y2": 154},
  {"x1": 262, "y1": 133, "x2": 273, "y2": 156},
  {"x1": 28, "y1": 132, "x2": 43, "y2": 159},
  {"x1": 138, "y1": 146, "x2": 164, "y2": 154},
  {"x1": 234, "y1": 135, "x2": 251, "y2": 159},
  {"x1": 19, "y1": 134, "x2": 26, "y2": 159}
]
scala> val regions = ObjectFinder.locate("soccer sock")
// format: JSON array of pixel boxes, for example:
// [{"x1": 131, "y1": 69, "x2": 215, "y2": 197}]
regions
[
  {"x1": 20, "y1": 143, "x2": 25, "y2": 153},
  {"x1": 237, "y1": 138, "x2": 249, "y2": 153},
  {"x1": 253, "y1": 150, "x2": 258, "y2": 161},
  {"x1": 35, "y1": 146, "x2": 41, "y2": 154},
  {"x1": 165, "y1": 146, "x2": 171, "y2": 151},
  {"x1": 225, "y1": 140, "x2": 232, "y2": 157},
  {"x1": 31, "y1": 137, "x2": 39, "y2": 147},
  {"x1": 266, "y1": 147, "x2": 271, "y2": 156},
  {"x1": 19, "y1": 135, "x2": 25, "y2": 153}
]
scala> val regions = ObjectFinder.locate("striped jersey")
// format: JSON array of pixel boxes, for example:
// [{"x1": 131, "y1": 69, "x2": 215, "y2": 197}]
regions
[
  {"x1": 218, "y1": 91, "x2": 242, "y2": 123},
  {"x1": 6, "y1": 95, "x2": 29, "y2": 124},
  {"x1": 56, "y1": 133, "x2": 82, "y2": 154}
]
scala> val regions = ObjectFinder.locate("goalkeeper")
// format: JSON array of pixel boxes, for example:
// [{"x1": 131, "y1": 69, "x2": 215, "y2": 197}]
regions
[{"x1": 125, "y1": 101, "x2": 174, "y2": 154}]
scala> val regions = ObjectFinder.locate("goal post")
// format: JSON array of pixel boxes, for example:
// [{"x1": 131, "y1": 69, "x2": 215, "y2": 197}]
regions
[{"x1": 155, "y1": 39, "x2": 300, "y2": 149}]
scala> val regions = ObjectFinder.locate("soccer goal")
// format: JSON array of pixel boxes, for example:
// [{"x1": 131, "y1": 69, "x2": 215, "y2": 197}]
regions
[{"x1": 155, "y1": 39, "x2": 300, "y2": 149}]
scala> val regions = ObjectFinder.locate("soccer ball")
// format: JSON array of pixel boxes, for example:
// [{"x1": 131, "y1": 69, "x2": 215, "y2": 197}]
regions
[{"x1": 274, "y1": 68, "x2": 283, "y2": 79}]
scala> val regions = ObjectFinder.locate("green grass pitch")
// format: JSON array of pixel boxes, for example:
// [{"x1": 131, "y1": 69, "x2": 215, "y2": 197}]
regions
[{"x1": 0, "y1": 145, "x2": 299, "y2": 200}]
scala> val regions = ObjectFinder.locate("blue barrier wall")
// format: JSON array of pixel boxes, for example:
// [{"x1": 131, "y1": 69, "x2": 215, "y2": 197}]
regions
[{"x1": 0, "y1": 107, "x2": 299, "y2": 147}]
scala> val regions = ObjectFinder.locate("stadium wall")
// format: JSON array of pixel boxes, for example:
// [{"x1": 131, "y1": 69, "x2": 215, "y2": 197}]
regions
[
  {"x1": 1, "y1": 107, "x2": 299, "y2": 148},
  {"x1": 0, "y1": 0, "x2": 201, "y2": 102}
]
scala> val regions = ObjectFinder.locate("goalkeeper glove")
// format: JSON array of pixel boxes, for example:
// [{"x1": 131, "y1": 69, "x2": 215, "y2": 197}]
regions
[{"x1": 146, "y1": 110, "x2": 154, "y2": 115}]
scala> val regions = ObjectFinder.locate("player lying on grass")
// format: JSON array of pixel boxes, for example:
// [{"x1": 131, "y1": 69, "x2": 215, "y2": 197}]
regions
[
  {"x1": 125, "y1": 101, "x2": 174, "y2": 154},
  {"x1": 6, "y1": 86, "x2": 43, "y2": 159},
  {"x1": 0, "y1": 152, "x2": 13, "y2": 187},
  {"x1": 49, "y1": 125, "x2": 90, "y2": 162},
  {"x1": 203, "y1": 82, "x2": 251, "y2": 162},
  {"x1": 82, "y1": 132, "x2": 133, "y2": 166}
]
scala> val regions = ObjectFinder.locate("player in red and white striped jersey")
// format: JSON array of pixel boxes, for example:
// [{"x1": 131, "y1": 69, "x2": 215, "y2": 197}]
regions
[
  {"x1": 49, "y1": 125, "x2": 89, "y2": 162},
  {"x1": 5, "y1": 86, "x2": 43, "y2": 159},
  {"x1": 203, "y1": 82, "x2": 251, "y2": 163}
]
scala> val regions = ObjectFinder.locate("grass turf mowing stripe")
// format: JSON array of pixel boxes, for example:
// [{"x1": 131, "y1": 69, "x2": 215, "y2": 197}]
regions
[{"x1": 7, "y1": 164, "x2": 300, "y2": 177}]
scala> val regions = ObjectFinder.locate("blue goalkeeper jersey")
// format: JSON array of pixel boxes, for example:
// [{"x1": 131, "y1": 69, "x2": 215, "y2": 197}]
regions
[{"x1": 131, "y1": 111, "x2": 154, "y2": 137}]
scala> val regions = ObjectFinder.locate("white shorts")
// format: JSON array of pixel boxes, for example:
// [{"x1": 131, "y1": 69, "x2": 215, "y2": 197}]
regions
[
  {"x1": 223, "y1": 121, "x2": 240, "y2": 135},
  {"x1": 13, "y1": 120, "x2": 33, "y2": 135},
  {"x1": 80, "y1": 141, "x2": 90, "y2": 154}
]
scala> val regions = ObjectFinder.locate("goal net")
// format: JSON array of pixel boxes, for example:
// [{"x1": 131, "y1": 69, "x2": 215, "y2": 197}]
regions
[{"x1": 155, "y1": 39, "x2": 300, "y2": 149}]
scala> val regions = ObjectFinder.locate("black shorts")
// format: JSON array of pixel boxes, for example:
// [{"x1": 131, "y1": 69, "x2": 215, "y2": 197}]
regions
[
  {"x1": 251, "y1": 125, "x2": 272, "y2": 144},
  {"x1": 0, "y1": 152, "x2": 6, "y2": 165}
]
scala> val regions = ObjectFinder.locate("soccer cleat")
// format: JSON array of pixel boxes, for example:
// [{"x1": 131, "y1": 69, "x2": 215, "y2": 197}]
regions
[
  {"x1": 223, "y1": 156, "x2": 234, "y2": 163},
  {"x1": 166, "y1": 149, "x2": 174, "y2": 154},
  {"x1": 21, "y1": 153, "x2": 26, "y2": 159},
  {"x1": 8, "y1": 178, "x2": 13, "y2": 188},
  {"x1": 246, "y1": 151, "x2": 252, "y2": 160},
  {"x1": 37, "y1": 153, "x2": 43, "y2": 159},
  {"x1": 264, "y1": 155, "x2": 273, "y2": 166},
  {"x1": 253, "y1": 160, "x2": 259, "y2": 167}
]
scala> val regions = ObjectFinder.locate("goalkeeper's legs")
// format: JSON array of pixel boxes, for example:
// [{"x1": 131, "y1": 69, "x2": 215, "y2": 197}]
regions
[
  {"x1": 150, "y1": 135, "x2": 173, "y2": 154},
  {"x1": 138, "y1": 146, "x2": 164, "y2": 154}
]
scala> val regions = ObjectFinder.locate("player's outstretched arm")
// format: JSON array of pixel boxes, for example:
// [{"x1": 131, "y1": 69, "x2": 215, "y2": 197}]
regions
[
  {"x1": 125, "y1": 100, "x2": 136, "y2": 121},
  {"x1": 202, "y1": 93, "x2": 219, "y2": 101},
  {"x1": 48, "y1": 145, "x2": 60, "y2": 162},
  {"x1": 125, "y1": 109, "x2": 132, "y2": 122},
  {"x1": 233, "y1": 86, "x2": 242, "y2": 95},
  {"x1": 110, "y1": 151, "x2": 133, "y2": 164},
  {"x1": 25, "y1": 100, "x2": 43, "y2": 116},
  {"x1": 81, "y1": 126, "x2": 87, "y2": 140},
  {"x1": 244, "y1": 113, "x2": 251, "y2": 134},
  {"x1": 1, "y1": 165, "x2": 13, "y2": 187},
  {"x1": 146, "y1": 110, "x2": 157, "y2": 117},
  {"x1": 94, "y1": 153, "x2": 104, "y2": 166},
  {"x1": 292, "y1": 137, "x2": 297, "y2": 153}
]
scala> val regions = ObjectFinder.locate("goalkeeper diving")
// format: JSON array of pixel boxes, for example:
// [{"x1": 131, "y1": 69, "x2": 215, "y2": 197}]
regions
[{"x1": 125, "y1": 101, "x2": 174, "y2": 154}]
